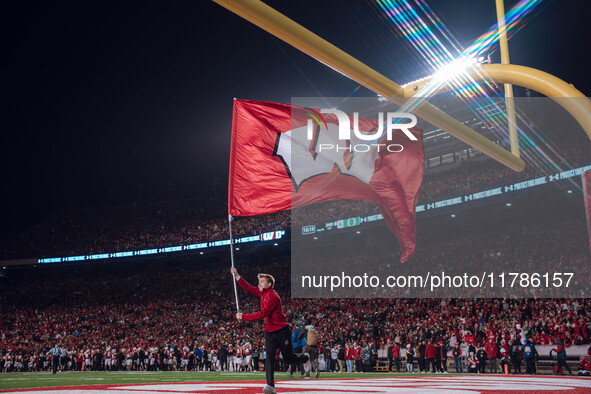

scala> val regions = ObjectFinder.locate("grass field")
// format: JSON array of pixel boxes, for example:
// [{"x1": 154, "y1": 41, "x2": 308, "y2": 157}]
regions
[{"x1": 0, "y1": 371, "x2": 412, "y2": 390}]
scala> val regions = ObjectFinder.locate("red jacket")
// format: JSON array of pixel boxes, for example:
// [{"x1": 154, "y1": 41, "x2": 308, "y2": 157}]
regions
[
  {"x1": 237, "y1": 277, "x2": 288, "y2": 332},
  {"x1": 345, "y1": 348, "x2": 354, "y2": 360},
  {"x1": 425, "y1": 343, "x2": 436, "y2": 358},
  {"x1": 392, "y1": 345, "x2": 400, "y2": 358},
  {"x1": 485, "y1": 342, "x2": 498, "y2": 358}
]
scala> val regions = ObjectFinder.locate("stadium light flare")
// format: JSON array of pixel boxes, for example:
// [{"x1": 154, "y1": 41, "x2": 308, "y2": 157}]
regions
[
  {"x1": 400, "y1": 56, "x2": 484, "y2": 89},
  {"x1": 377, "y1": 0, "x2": 591, "y2": 178},
  {"x1": 433, "y1": 57, "x2": 479, "y2": 83}
]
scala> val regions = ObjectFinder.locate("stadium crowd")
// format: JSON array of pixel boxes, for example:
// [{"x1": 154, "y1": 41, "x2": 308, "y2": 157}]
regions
[
  {"x1": 0, "y1": 197, "x2": 290, "y2": 261},
  {"x1": 1, "y1": 145, "x2": 589, "y2": 262},
  {"x1": 1, "y1": 129, "x2": 589, "y2": 375},
  {"x1": 1, "y1": 232, "x2": 590, "y2": 375}
]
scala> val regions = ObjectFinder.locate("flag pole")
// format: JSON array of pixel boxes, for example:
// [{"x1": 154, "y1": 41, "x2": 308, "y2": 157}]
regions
[{"x1": 228, "y1": 214, "x2": 240, "y2": 313}]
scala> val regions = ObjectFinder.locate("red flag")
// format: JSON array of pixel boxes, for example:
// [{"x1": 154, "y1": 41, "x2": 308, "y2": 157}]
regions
[{"x1": 228, "y1": 99, "x2": 424, "y2": 262}]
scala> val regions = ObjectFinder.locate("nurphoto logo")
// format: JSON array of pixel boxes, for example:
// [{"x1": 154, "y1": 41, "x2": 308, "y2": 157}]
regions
[{"x1": 307, "y1": 108, "x2": 418, "y2": 153}]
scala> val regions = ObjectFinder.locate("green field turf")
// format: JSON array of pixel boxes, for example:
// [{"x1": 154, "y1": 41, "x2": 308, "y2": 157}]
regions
[{"x1": 0, "y1": 371, "x2": 424, "y2": 390}]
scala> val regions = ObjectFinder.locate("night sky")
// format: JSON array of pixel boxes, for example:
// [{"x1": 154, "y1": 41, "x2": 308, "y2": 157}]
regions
[{"x1": 3, "y1": 0, "x2": 591, "y2": 241}]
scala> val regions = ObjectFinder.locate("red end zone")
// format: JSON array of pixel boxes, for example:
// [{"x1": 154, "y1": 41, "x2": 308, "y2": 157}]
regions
[{"x1": 2, "y1": 376, "x2": 591, "y2": 393}]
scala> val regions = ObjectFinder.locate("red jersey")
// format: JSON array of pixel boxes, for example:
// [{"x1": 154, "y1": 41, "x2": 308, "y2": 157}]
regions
[{"x1": 237, "y1": 277, "x2": 288, "y2": 332}]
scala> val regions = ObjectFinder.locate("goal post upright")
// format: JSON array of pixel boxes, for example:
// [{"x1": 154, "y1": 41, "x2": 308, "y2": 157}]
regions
[{"x1": 495, "y1": 0, "x2": 519, "y2": 158}]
